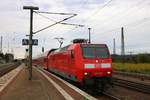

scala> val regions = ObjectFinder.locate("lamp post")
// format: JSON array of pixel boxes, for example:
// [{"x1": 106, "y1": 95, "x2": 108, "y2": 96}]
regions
[
  {"x1": 23, "y1": 6, "x2": 39, "y2": 80},
  {"x1": 88, "y1": 28, "x2": 91, "y2": 44}
]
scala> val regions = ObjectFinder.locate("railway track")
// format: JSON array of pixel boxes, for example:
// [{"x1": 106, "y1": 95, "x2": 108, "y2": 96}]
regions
[
  {"x1": 102, "y1": 91, "x2": 121, "y2": 100},
  {"x1": 0, "y1": 62, "x2": 21, "y2": 77},
  {"x1": 47, "y1": 69, "x2": 120, "y2": 100},
  {"x1": 113, "y1": 77, "x2": 150, "y2": 94},
  {"x1": 114, "y1": 71, "x2": 150, "y2": 80}
]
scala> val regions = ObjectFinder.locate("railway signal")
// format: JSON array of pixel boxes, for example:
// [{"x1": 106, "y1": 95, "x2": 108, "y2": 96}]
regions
[{"x1": 42, "y1": 47, "x2": 44, "y2": 53}]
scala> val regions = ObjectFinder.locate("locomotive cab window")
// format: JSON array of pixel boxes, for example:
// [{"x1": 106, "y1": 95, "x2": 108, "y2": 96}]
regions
[
  {"x1": 81, "y1": 44, "x2": 109, "y2": 58},
  {"x1": 70, "y1": 50, "x2": 74, "y2": 58}
]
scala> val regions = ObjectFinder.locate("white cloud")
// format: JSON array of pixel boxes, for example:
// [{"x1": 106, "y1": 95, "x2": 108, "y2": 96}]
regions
[{"x1": 0, "y1": 0, "x2": 150, "y2": 58}]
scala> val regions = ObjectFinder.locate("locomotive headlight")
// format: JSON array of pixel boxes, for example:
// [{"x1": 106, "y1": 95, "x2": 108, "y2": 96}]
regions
[
  {"x1": 84, "y1": 72, "x2": 88, "y2": 75},
  {"x1": 107, "y1": 71, "x2": 111, "y2": 74},
  {"x1": 101, "y1": 63, "x2": 111, "y2": 68}
]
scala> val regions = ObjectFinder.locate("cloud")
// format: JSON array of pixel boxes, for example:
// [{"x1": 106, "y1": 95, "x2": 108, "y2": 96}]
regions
[{"x1": 0, "y1": 0, "x2": 150, "y2": 58}]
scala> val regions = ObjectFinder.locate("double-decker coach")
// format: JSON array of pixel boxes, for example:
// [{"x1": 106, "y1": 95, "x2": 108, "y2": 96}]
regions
[{"x1": 33, "y1": 49, "x2": 57, "y2": 69}]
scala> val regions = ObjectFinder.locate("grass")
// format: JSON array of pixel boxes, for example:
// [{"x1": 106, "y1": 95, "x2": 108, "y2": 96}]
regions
[{"x1": 112, "y1": 63, "x2": 150, "y2": 75}]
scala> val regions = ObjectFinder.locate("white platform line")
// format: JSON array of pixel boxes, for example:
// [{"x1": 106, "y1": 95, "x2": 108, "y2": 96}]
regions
[
  {"x1": 39, "y1": 67, "x2": 97, "y2": 100},
  {"x1": 35, "y1": 67, "x2": 74, "y2": 100},
  {"x1": 0, "y1": 64, "x2": 23, "y2": 93}
]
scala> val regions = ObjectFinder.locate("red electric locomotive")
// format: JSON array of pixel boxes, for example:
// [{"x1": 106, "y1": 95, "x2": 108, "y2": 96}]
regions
[{"x1": 47, "y1": 39, "x2": 112, "y2": 91}]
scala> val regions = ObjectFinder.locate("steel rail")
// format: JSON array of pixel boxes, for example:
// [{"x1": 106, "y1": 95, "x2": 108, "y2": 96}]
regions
[
  {"x1": 114, "y1": 71, "x2": 150, "y2": 80},
  {"x1": 103, "y1": 91, "x2": 121, "y2": 100},
  {"x1": 113, "y1": 78, "x2": 150, "y2": 94},
  {"x1": 0, "y1": 63, "x2": 20, "y2": 77}
]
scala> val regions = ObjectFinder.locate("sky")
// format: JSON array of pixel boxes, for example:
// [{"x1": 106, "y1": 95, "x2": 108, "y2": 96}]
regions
[{"x1": 0, "y1": 0, "x2": 150, "y2": 58}]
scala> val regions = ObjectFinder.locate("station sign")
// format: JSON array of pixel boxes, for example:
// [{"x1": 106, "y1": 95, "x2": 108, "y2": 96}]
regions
[
  {"x1": 22, "y1": 39, "x2": 38, "y2": 45},
  {"x1": 22, "y1": 39, "x2": 29, "y2": 45},
  {"x1": 32, "y1": 39, "x2": 38, "y2": 45}
]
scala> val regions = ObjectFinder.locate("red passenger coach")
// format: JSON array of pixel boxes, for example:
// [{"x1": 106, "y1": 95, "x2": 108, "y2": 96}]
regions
[
  {"x1": 47, "y1": 41, "x2": 112, "y2": 90},
  {"x1": 33, "y1": 50, "x2": 53, "y2": 69}
]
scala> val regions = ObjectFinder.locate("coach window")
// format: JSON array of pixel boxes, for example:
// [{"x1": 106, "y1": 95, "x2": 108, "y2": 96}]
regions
[{"x1": 70, "y1": 50, "x2": 74, "y2": 58}]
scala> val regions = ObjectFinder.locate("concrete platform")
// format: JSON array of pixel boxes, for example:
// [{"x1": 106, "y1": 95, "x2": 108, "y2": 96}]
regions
[{"x1": 0, "y1": 65, "x2": 66, "y2": 100}]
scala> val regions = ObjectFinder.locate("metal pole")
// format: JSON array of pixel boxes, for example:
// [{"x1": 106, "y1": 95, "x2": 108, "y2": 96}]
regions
[
  {"x1": 113, "y1": 38, "x2": 116, "y2": 55},
  {"x1": 88, "y1": 28, "x2": 91, "y2": 44},
  {"x1": 0, "y1": 36, "x2": 2, "y2": 53},
  {"x1": 23, "y1": 6, "x2": 39, "y2": 80},
  {"x1": 8, "y1": 41, "x2": 9, "y2": 53},
  {"x1": 29, "y1": 9, "x2": 33, "y2": 80},
  {"x1": 121, "y1": 27, "x2": 125, "y2": 56},
  {"x1": 121, "y1": 27, "x2": 125, "y2": 63}
]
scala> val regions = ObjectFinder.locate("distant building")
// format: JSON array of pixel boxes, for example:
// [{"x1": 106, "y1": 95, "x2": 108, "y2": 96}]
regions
[{"x1": 5, "y1": 53, "x2": 14, "y2": 63}]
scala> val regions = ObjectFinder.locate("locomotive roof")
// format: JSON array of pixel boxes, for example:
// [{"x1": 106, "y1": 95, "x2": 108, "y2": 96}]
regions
[
  {"x1": 33, "y1": 48, "x2": 57, "y2": 59},
  {"x1": 51, "y1": 43, "x2": 107, "y2": 53},
  {"x1": 80, "y1": 43, "x2": 107, "y2": 47}
]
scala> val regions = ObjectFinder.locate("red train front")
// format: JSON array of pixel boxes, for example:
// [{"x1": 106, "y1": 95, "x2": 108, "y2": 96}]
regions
[{"x1": 47, "y1": 40, "x2": 112, "y2": 91}]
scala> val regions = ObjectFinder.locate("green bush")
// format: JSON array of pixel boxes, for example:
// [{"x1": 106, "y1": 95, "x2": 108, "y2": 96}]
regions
[{"x1": 113, "y1": 63, "x2": 150, "y2": 74}]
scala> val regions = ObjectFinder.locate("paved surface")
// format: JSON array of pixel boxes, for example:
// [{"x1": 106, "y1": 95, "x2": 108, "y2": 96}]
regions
[{"x1": 0, "y1": 65, "x2": 65, "y2": 100}]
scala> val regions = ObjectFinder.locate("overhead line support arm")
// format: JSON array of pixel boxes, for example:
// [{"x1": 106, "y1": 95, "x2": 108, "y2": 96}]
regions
[{"x1": 33, "y1": 14, "x2": 77, "y2": 34}]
